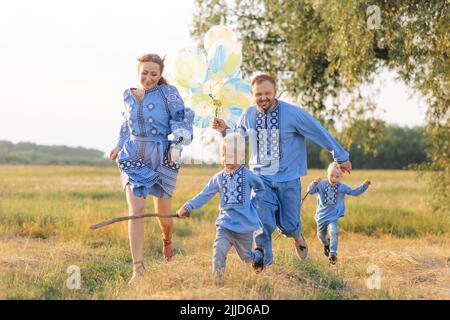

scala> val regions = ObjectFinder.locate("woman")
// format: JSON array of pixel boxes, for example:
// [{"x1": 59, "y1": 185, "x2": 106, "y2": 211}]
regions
[{"x1": 109, "y1": 54, "x2": 194, "y2": 283}]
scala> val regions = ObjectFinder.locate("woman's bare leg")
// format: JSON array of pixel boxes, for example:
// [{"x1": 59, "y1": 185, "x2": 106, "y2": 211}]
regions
[
  {"x1": 153, "y1": 197, "x2": 174, "y2": 261},
  {"x1": 126, "y1": 186, "x2": 146, "y2": 279}
]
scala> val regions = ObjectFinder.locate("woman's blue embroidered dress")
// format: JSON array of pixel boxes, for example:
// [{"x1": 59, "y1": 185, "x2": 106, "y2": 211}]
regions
[{"x1": 116, "y1": 84, "x2": 194, "y2": 199}]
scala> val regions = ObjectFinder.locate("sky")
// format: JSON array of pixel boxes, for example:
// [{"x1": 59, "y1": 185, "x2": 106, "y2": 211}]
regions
[{"x1": 0, "y1": 0, "x2": 427, "y2": 156}]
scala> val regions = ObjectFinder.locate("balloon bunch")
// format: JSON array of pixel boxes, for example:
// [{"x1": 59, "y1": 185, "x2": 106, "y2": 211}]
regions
[{"x1": 170, "y1": 26, "x2": 252, "y2": 128}]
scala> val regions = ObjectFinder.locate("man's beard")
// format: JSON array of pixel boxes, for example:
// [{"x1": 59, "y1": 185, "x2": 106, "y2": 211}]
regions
[{"x1": 257, "y1": 98, "x2": 274, "y2": 110}]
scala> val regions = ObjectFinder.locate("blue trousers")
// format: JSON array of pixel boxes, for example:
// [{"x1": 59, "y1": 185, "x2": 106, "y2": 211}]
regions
[
  {"x1": 212, "y1": 226, "x2": 263, "y2": 275},
  {"x1": 317, "y1": 220, "x2": 339, "y2": 256},
  {"x1": 253, "y1": 177, "x2": 302, "y2": 265}
]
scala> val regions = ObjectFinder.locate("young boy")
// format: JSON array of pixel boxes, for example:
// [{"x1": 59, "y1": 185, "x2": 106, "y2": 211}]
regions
[
  {"x1": 177, "y1": 133, "x2": 266, "y2": 275},
  {"x1": 307, "y1": 162, "x2": 371, "y2": 264}
]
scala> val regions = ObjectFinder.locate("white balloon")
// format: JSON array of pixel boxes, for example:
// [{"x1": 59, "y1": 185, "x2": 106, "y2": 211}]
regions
[{"x1": 204, "y1": 25, "x2": 238, "y2": 51}]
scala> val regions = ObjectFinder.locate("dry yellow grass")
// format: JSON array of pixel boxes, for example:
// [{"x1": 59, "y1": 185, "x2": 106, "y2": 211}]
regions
[
  {"x1": 0, "y1": 165, "x2": 448, "y2": 299},
  {"x1": 0, "y1": 233, "x2": 448, "y2": 299}
]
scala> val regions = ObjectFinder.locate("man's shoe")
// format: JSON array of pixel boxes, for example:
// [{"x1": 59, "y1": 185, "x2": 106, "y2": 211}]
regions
[{"x1": 294, "y1": 234, "x2": 309, "y2": 260}]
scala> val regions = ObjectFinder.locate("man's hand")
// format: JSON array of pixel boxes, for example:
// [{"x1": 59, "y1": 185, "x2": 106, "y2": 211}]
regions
[
  {"x1": 210, "y1": 117, "x2": 226, "y2": 134},
  {"x1": 176, "y1": 207, "x2": 191, "y2": 219},
  {"x1": 339, "y1": 160, "x2": 352, "y2": 174},
  {"x1": 363, "y1": 179, "x2": 371, "y2": 186}
]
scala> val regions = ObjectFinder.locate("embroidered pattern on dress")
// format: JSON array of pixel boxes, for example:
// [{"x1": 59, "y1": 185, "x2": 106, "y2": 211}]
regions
[
  {"x1": 160, "y1": 86, "x2": 183, "y2": 115},
  {"x1": 118, "y1": 158, "x2": 145, "y2": 170},
  {"x1": 137, "y1": 95, "x2": 146, "y2": 137},
  {"x1": 323, "y1": 184, "x2": 338, "y2": 205},
  {"x1": 160, "y1": 148, "x2": 180, "y2": 172},
  {"x1": 220, "y1": 166, "x2": 245, "y2": 205}
]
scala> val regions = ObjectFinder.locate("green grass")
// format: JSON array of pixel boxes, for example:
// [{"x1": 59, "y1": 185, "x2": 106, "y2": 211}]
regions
[{"x1": 1, "y1": 166, "x2": 446, "y2": 241}]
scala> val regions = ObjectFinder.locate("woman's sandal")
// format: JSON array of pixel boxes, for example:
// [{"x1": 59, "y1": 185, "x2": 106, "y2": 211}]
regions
[
  {"x1": 162, "y1": 237, "x2": 174, "y2": 261},
  {"x1": 128, "y1": 260, "x2": 145, "y2": 285}
]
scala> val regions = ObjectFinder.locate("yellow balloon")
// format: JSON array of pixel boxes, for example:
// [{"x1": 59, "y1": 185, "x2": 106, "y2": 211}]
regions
[
  {"x1": 185, "y1": 93, "x2": 213, "y2": 118},
  {"x1": 171, "y1": 47, "x2": 207, "y2": 89},
  {"x1": 203, "y1": 76, "x2": 225, "y2": 101},
  {"x1": 227, "y1": 93, "x2": 252, "y2": 109},
  {"x1": 220, "y1": 85, "x2": 252, "y2": 108},
  {"x1": 207, "y1": 40, "x2": 242, "y2": 79},
  {"x1": 204, "y1": 25, "x2": 238, "y2": 51}
]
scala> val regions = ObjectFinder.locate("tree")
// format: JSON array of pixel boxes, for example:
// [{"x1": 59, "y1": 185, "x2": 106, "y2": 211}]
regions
[{"x1": 191, "y1": 0, "x2": 449, "y2": 212}]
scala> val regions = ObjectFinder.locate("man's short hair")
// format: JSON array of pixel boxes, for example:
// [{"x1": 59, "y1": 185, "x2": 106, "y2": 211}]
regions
[{"x1": 251, "y1": 73, "x2": 277, "y2": 87}]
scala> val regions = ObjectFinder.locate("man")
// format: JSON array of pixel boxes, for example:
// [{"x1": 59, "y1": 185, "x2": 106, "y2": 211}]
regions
[{"x1": 211, "y1": 73, "x2": 352, "y2": 266}]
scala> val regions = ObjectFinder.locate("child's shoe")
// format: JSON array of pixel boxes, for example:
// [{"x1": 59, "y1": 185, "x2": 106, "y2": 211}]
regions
[
  {"x1": 323, "y1": 244, "x2": 330, "y2": 257},
  {"x1": 252, "y1": 247, "x2": 265, "y2": 273},
  {"x1": 329, "y1": 255, "x2": 337, "y2": 265}
]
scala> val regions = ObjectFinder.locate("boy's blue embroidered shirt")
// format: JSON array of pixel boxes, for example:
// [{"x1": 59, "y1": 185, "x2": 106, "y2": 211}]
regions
[
  {"x1": 307, "y1": 180, "x2": 368, "y2": 223},
  {"x1": 230, "y1": 100, "x2": 349, "y2": 182},
  {"x1": 183, "y1": 166, "x2": 265, "y2": 233}
]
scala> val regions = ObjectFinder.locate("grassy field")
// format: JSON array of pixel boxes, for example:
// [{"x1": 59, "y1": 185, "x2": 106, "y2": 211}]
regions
[{"x1": 0, "y1": 165, "x2": 448, "y2": 299}]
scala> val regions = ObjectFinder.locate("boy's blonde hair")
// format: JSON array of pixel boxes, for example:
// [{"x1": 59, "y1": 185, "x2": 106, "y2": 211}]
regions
[
  {"x1": 327, "y1": 162, "x2": 343, "y2": 175},
  {"x1": 221, "y1": 132, "x2": 246, "y2": 164}
]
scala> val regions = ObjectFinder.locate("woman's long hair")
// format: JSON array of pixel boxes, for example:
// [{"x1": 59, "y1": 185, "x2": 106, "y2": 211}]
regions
[{"x1": 137, "y1": 53, "x2": 168, "y2": 85}]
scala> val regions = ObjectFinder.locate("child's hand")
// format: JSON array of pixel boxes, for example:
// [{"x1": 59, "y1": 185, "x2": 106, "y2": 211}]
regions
[
  {"x1": 176, "y1": 207, "x2": 191, "y2": 219},
  {"x1": 313, "y1": 177, "x2": 322, "y2": 184},
  {"x1": 363, "y1": 179, "x2": 371, "y2": 186}
]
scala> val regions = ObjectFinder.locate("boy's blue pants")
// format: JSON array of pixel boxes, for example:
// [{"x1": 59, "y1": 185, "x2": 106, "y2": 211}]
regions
[
  {"x1": 317, "y1": 220, "x2": 339, "y2": 256},
  {"x1": 213, "y1": 226, "x2": 263, "y2": 275}
]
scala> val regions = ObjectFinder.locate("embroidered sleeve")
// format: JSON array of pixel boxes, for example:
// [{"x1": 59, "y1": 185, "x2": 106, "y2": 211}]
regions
[
  {"x1": 117, "y1": 107, "x2": 130, "y2": 148},
  {"x1": 162, "y1": 85, "x2": 194, "y2": 146},
  {"x1": 183, "y1": 174, "x2": 220, "y2": 211},
  {"x1": 171, "y1": 107, "x2": 195, "y2": 145},
  {"x1": 340, "y1": 183, "x2": 368, "y2": 196},
  {"x1": 307, "y1": 181, "x2": 320, "y2": 194},
  {"x1": 248, "y1": 171, "x2": 265, "y2": 195},
  {"x1": 295, "y1": 108, "x2": 349, "y2": 163}
]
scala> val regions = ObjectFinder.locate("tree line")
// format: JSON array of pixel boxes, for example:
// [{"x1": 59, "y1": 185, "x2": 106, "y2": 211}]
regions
[{"x1": 0, "y1": 122, "x2": 429, "y2": 169}]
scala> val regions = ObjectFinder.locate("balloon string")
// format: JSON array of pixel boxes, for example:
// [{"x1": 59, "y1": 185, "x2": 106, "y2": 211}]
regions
[{"x1": 209, "y1": 93, "x2": 222, "y2": 119}]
